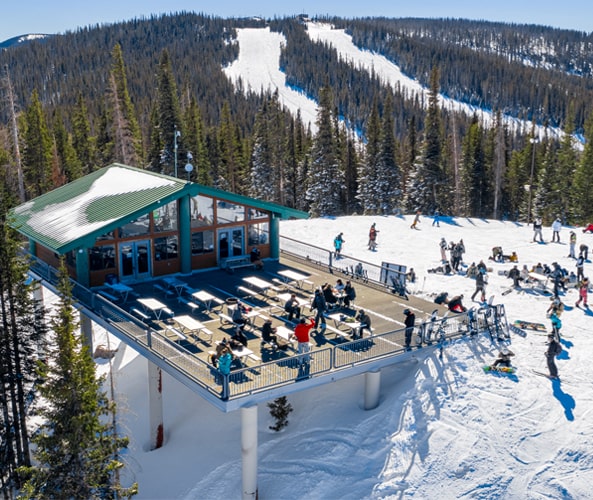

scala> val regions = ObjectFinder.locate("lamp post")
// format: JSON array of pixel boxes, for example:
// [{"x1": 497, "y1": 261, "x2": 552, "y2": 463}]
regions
[
  {"x1": 527, "y1": 137, "x2": 538, "y2": 224},
  {"x1": 184, "y1": 152, "x2": 194, "y2": 182},
  {"x1": 173, "y1": 126, "x2": 181, "y2": 178}
]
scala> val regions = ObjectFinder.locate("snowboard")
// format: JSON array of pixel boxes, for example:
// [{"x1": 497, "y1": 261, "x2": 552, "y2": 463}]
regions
[
  {"x1": 483, "y1": 365, "x2": 516, "y2": 374},
  {"x1": 513, "y1": 320, "x2": 546, "y2": 332},
  {"x1": 508, "y1": 324, "x2": 527, "y2": 337}
]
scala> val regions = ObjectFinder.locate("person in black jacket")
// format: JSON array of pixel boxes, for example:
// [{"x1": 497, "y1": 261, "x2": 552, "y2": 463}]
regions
[
  {"x1": 403, "y1": 308, "x2": 416, "y2": 349},
  {"x1": 545, "y1": 334, "x2": 561, "y2": 379},
  {"x1": 343, "y1": 280, "x2": 356, "y2": 308}
]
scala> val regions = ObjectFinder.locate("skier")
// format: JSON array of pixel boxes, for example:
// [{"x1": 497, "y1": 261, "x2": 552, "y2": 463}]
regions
[
  {"x1": 550, "y1": 312, "x2": 562, "y2": 341},
  {"x1": 432, "y1": 209, "x2": 441, "y2": 227},
  {"x1": 575, "y1": 277, "x2": 589, "y2": 308},
  {"x1": 403, "y1": 308, "x2": 415, "y2": 349},
  {"x1": 410, "y1": 211, "x2": 421, "y2": 229},
  {"x1": 551, "y1": 217, "x2": 562, "y2": 243},
  {"x1": 532, "y1": 217, "x2": 544, "y2": 243},
  {"x1": 545, "y1": 333, "x2": 562, "y2": 379},
  {"x1": 368, "y1": 223, "x2": 379, "y2": 250},
  {"x1": 334, "y1": 232, "x2": 345, "y2": 258}
]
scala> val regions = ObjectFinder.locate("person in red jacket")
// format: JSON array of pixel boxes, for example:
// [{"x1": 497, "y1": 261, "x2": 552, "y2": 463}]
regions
[{"x1": 292, "y1": 317, "x2": 316, "y2": 359}]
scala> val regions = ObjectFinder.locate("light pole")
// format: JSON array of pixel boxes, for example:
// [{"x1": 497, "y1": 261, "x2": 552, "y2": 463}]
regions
[
  {"x1": 184, "y1": 152, "x2": 194, "y2": 182},
  {"x1": 527, "y1": 137, "x2": 538, "y2": 224},
  {"x1": 173, "y1": 126, "x2": 181, "y2": 178}
]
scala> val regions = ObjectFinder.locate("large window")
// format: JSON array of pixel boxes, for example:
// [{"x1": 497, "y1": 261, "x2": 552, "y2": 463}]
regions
[
  {"x1": 216, "y1": 201, "x2": 245, "y2": 224},
  {"x1": 191, "y1": 230, "x2": 214, "y2": 255},
  {"x1": 248, "y1": 222, "x2": 269, "y2": 245},
  {"x1": 190, "y1": 195, "x2": 214, "y2": 228},
  {"x1": 153, "y1": 200, "x2": 178, "y2": 232},
  {"x1": 247, "y1": 207, "x2": 268, "y2": 220},
  {"x1": 119, "y1": 214, "x2": 150, "y2": 238},
  {"x1": 89, "y1": 245, "x2": 116, "y2": 270},
  {"x1": 154, "y1": 236, "x2": 178, "y2": 261}
]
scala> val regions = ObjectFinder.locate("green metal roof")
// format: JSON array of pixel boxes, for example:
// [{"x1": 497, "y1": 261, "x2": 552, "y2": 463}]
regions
[{"x1": 9, "y1": 163, "x2": 308, "y2": 254}]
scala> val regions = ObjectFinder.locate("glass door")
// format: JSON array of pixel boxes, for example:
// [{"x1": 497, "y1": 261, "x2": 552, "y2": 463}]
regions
[
  {"x1": 119, "y1": 240, "x2": 151, "y2": 282},
  {"x1": 217, "y1": 227, "x2": 244, "y2": 263}
]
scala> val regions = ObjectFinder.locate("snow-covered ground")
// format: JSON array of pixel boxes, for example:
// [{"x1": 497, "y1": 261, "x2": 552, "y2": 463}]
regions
[
  {"x1": 83, "y1": 214, "x2": 593, "y2": 499},
  {"x1": 223, "y1": 22, "x2": 564, "y2": 142}
]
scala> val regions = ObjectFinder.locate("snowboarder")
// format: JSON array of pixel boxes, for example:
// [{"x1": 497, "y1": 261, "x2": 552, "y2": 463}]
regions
[
  {"x1": 368, "y1": 223, "x2": 379, "y2": 250},
  {"x1": 575, "y1": 277, "x2": 589, "y2": 308},
  {"x1": 552, "y1": 217, "x2": 562, "y2": 243},
  {"x1": 580, "y1": 243, "x2": 589, "y2": 261},
  {"x1": 490, "y1": 348, "x2": 515, "y2": 369},
  {"x1": 403, "y1": 308, "x2": 415, "y2": 349},
  {"x1": 432, "y1": 209, "x2": 441, "y2": 227},
  {"x1": 576, "y1": 254, "x2": 585, "y2": 282},
  {"x1": 410, "y1": 211, "x2": 421, "y2": 229},
  {"x1": 471, "y1": 269, "x2": 487, "y2": 302},
  {"x1": 582, "y1": 223, "x2": 593, "y2": 234},
  {"x1": 439, "y1": 237, "x2": 448, "y2": 262},
  {"x1": 334, "y1": 232, "x2": 345, "y2": 258},
  {"x1": 532, "y1": 217, "x2": 544, "y2": 243},
  {"x1": 545, "y1": 333, "x2": 561, "y2": 379},
  {"x1": 568, "y1": 231, "x2": 577, "y2": 258}
]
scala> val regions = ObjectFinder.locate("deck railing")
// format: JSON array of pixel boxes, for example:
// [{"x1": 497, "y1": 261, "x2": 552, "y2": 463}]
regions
[{"x1": 27, "y1": 253, "x2": 507, "y2": 402}]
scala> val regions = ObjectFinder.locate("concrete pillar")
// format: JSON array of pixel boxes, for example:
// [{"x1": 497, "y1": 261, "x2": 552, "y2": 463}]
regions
[
  {"x1": 241, "y1": 404, "x2": 258, "y2": 500},
  {"x1": 79, "y1": 313, "x2": 93, "y2": 350},
  {"x1": 148, "y1": 361, "x2": 164, "y2": 450},
  {"x1": 178, "y1": 194, "x2": 192, "y2": 274},
  {"x1": 364, "y1": 369, "x2": 381, "y2": 410}
]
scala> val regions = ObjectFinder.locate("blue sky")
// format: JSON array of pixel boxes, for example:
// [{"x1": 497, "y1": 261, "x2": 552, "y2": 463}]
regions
[{"x1": 3, "y1": 0, "x2": 592, "y2": 41}]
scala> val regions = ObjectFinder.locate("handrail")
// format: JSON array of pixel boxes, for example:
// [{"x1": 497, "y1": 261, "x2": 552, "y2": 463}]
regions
[{"x1": 26, "y1": 251, "x2": 507, "y2": 402}]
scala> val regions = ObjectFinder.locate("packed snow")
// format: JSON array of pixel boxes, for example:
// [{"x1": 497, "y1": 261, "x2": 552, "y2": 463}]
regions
[{"x1": 78, "y1": 214, "x2": 593, "y2": 499}]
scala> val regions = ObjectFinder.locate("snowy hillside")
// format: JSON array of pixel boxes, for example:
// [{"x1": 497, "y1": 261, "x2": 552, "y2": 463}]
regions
[
  {"x1": 223, "y1": 22, "x2": 565, "y2": 142},
  {"x1": 86, "y1": 215, "x2": 593, "y2": 499}
]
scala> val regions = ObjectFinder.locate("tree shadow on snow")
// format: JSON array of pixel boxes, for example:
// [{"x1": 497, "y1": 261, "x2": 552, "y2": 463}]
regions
[{"x1": 551, "y1": 379, "x2": 575, "y2": 421}]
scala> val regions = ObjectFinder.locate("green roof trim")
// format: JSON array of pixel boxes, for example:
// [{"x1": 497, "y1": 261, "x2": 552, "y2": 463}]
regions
[{"x1": 9, "y1": 163, "x2": 308, "y2": 254}]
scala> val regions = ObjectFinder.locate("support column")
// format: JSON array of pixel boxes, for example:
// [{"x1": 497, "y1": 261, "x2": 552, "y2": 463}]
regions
[
  {"x1": 364, "y1": 369, "x2": 381, "y2": 410},
  {"x1": 178, "y1": 194, "x2": 192, "y2": 275},
  {"x1": 241, "y1": 404, "x2": 258, "y2": 500},
  {"x1": 79, "y1": 313, "x2": 93, "y2": 351},
  {"x1": 269, "y1": 215, "x2": 280, "y2": 259},
  {"x1": 148, "y1": 361, "x2": 164, "y2": 450}
]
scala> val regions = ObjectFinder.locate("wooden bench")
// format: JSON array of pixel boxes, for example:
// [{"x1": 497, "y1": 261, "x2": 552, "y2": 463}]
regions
[
  {"x1": 130, "y1": 307, "x2": 151, "y2": 323},
  {"x1": 177, "y1": 296, "x2": 200, "y2": 314},
  {"x1": 237, "y1": 285, "x2": 261, "y2": 298},
  {"x1": 153, "y1": 283, "x2": 175, "y2": 297},
  {"x1": 98, "y1": 290, "x2": 119, "y2": 302},
  {"x1": 221, "y1": 255, "x2": 255, "y2": 273}
]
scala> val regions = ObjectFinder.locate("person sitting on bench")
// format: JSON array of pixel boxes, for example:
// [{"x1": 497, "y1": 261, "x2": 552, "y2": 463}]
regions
[
  {"x1": 261, "y1": 319, "x2": 278, "y2": 349},
  {"x1": 355, "y1": 309, "x2": 372, "y2": 338},
  {"x1": 250, "y1": 246, "x2": 264, "y2": 270},
  {"x1": 284, "y1": 293, "x2": 301, "y2": 322},
  {"x1": 343, "y1": 280, "x2": 356, "y2": 308}
]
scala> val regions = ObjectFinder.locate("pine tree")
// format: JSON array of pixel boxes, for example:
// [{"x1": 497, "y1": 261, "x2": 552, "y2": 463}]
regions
[
  {"x1": 71, "y1": 93, "x2": 96, "y2": 175},
  {"x1": 183, "y1": 94, "x2": 210, "y2": 184},
  {"x1": 0, "y1": 174, "x2": 47, "y2": 491},
  {"x1": 22, "y1": 89, "x2": 53, "y2": 199},
  {"x1": 571, "y1": 111, "x2": 593, "y2": 223},
  {"x1": 307, "y1": 86, "x2": 344, "y2": 217},
  {"x1": 358, "y1": 100, "x2": 381, "y2": 214},
  {"x1": 267, "y1": 396, "x2": 293, "y2": 432},
  {"x1": 375, "y1": 93, "x2": 401, "y2": 214},
  {"x1": 18, "y1": 261, "x2": 137, "y2": 499},
  {"x1": 52, "y1": 110, "x2": 82, "y2": 183},
  {"x1": 105, "y1": 43, "x2": 143, "y2": 167}
]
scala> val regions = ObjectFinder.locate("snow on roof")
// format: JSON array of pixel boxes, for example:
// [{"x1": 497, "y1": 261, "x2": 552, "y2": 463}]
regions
[{"x1": 12, "y1": 165, "x2": 185, "y2": 252}]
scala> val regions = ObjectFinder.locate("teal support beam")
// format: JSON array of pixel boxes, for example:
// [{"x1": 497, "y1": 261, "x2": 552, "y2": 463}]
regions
[
  {"x1": 75, "y1": 248, "x2": 90, "y2": 288},
  {"x1": 179, "y1": 195, "x2": 192, "y2": 274},
  {"x1": 269, "y1": 215, "x2": 280, "y2": 259},
  {"x1": 28, "y1": 238, "x2": 37, "y2": 256}
]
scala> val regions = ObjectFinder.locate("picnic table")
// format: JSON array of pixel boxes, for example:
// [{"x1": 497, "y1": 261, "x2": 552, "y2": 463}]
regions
[
  {"x1": 172, "y1": 314, "x2": 212, "y2": 344},
  {"x1": 105, "y1": 282, "x2": 133, "y2": 302},
  {"x1": 162, "y1": 276, "x2": 188, "y2": 296},
  {"x1": 276, "y1": 292, "x2": 310, "y2": 307},
  {"x1": 277, "y1": 269, "x2": 312, "y2": 289},
  {"x1": 327, "y1": 312, "x2": 361, "y2": 336},
  {"x1": 138, "y1": 297, "x2": 169, "y2": 320},
  {"x1": 243, "y1": 276, "x2": 279, "y2": 297},
  {"x1": 191, "y1": 290, "x2": 224, "y2": 312}
]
